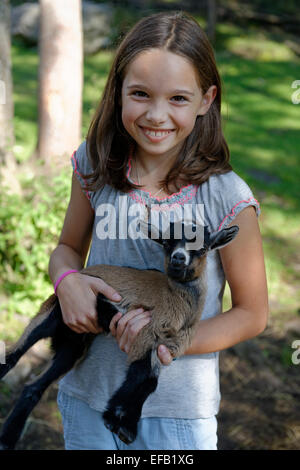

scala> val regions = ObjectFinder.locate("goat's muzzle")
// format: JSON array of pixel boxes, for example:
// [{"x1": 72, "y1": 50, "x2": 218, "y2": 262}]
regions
[{"x1": 167, "y1": 262, "x2": 187, "y2": 280}]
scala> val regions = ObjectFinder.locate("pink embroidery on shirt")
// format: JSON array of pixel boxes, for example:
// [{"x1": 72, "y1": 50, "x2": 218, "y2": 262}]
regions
[
  {"x1": 217, "y1": 197, "x2": 260, "y2": 231},
  {"x1": 127, "y1": 186, "x2": 197, "y2": 210},
  {"x1": 127, "y1": 151, "x2": 196, "y2": 203}
]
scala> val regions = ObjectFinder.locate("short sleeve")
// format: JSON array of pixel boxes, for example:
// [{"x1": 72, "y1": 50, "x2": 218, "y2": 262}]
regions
[
  {"x1": 199, "y1": 171, "x2": 260, "y2": 233},
  {"x1": 70, "y1": 140, "x2": 94, "y2": 205}
]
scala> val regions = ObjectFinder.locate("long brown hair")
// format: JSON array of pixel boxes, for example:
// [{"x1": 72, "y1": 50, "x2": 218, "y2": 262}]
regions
[{"x1": 85, "y1": 11, "x2": 232, "y2": 194}]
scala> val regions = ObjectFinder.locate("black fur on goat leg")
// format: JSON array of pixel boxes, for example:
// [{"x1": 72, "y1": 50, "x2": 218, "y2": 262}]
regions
[{"x1": 0, "y1": 223, "x2": 239, "y2": 449}]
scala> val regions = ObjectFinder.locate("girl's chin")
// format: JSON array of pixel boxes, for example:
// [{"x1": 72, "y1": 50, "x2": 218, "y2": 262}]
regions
[{"x1": 134, "y1": 143, "x2": 182, "y2": 161}]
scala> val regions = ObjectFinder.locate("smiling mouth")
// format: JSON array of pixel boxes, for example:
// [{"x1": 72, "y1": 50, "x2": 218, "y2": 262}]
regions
[{"x1": 139, "y1": 126, "x2": 175, "y2": 140}]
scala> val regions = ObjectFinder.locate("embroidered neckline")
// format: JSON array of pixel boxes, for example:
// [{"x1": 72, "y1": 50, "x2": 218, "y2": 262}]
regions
[{"x1": 126, "y1": 152, "x2": 197, "y2": 204}]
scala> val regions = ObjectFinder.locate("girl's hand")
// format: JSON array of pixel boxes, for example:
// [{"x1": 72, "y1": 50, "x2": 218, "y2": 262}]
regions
[
  {"x1": 56, "y1": 272, "x2": 122, "y2": 334},
  {"x1": 109, "y1": 308, "x2": 152, "y2": 354},
  {"x1": 157, "y1": 345, "x2": 173, "y2": 366},
  {"x1": 110, "y1": 311, "x2": 173, "y2": 365}
]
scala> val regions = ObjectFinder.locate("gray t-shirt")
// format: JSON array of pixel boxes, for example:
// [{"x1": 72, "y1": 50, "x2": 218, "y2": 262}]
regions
[{"x1": 59, "y1": 140, "x2": 260, "y2": 419}]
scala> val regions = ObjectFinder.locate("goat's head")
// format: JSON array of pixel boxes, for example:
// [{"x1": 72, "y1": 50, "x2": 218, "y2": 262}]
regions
[{"x1": 141, "y1": 219, "x2": 239, "y2": 282}]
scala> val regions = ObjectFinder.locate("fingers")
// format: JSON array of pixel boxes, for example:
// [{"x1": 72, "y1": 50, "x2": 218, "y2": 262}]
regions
[
  {"x1": 158, "y1": 344, "x2": 173, "y2": 365},
  {"x1": 58, "y1": 274, "x2": 120, "y2": 335},
  {"x1": 111, "y1": 308, "x2": 148, "y2": 339},
  {"x1": 109, "y1": 312, "x2": 123, "y2": 336},
  {"x1": 110, "y1": 308, "x2": 152, "y2": 354},
  {"x1": 76, "y1": 315, "x2": 103, "y2": 334},
  {"x1": 62, "y1": 311, "x2": 103, "y2": 335},
  {"x1": 89, "y1": 277, "x2": 122, "y2": 302}
]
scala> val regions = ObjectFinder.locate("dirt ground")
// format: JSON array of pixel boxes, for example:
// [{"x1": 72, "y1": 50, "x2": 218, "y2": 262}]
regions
[
  {"x1": 218, "y1": 327, "x2": 300, "y2": 450},
  {"x1": 0, "y1": 322, "x2": 300, "y2": 451}
]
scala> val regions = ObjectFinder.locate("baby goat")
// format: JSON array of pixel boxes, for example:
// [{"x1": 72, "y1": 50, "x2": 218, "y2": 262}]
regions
[{"x1": 0, "y1": 221, "x2": 239, "y2": 449}]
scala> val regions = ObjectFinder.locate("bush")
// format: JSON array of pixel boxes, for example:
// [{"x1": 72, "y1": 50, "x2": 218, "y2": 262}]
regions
[{"x1": 0, "y1": 167, "x2": 71, "y2": 318}]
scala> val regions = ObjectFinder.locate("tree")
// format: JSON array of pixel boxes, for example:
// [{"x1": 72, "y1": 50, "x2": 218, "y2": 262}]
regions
[
  {"x1": 206, "y1": 0, "x2": 217, "y2": 43},
  {"x1": 0, "y1": 0, "x2": 15, "y2": 168},
  {"x1": 37, "y1": 0, "x2": 83, "y2": 164}
]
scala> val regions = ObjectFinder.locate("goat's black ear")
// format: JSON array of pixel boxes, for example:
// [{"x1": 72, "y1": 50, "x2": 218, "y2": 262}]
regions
[{"x1": 209, "y1": 225, "x2": 239, "y2": 251}]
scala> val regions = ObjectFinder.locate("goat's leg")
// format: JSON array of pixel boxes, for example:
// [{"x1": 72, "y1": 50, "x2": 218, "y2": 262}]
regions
[
  {"x1": 96, "y1": 293, "x2": 120, "y2": 332},
  {"x1": 103, "y1": 349, "x2": 160, "y2": 444},
  {"x1": 0, "y1": 338, "x2": 85, "y2": 450},
  {"x1": 0, "y1": 300, "x2": 61, "y2": 381}
]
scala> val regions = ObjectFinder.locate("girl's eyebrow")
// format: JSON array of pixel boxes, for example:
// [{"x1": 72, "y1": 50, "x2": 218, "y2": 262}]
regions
[{"x1": 127, "y1": 84, "x2": 195, "y2": 96}]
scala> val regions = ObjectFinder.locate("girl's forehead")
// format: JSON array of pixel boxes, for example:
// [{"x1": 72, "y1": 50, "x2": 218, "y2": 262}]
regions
[{"x1": 123, "y1": 48, "x2": 202, "y2": 92}]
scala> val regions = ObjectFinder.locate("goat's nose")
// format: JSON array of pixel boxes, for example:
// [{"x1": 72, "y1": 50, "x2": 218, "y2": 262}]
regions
[{"x1": 172, "y1": 252, "x2": 186, "y2": 265}]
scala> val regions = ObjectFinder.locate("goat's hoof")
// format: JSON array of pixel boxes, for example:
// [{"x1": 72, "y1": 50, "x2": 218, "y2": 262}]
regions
[
  {"x1": 117, "y1": 426, "x2": 136, "y2": 445},
  {"x1": 103, "y1": 420, "x2": 118, "y2": 434},
  {"x1": 103, "y1": 409, "x2": 137, "y2": 445},
  {"x1": 103, "y1": 409, "x2": 120, "y2": 434}
]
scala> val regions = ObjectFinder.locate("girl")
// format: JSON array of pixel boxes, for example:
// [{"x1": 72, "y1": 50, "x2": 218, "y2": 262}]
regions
[{"x1": 49, "y1": 11, "x2": 269, "y2": 450}]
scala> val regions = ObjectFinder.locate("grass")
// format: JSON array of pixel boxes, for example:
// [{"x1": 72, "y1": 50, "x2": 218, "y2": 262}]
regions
[
  {"x1": 212, "y1": 22, "x2": 300, "y2": 321},
  {"x1": 11, "y1": 40, "x2": 39, "y2": 162},
  {"x1": 2, "y1": 17, "x2": 300, "y2": 340}
]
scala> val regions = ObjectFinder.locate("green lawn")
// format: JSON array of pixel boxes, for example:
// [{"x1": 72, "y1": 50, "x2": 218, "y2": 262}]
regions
[
  {"x1": 2, "y1": 18, "x2": 300, "y2": 340},
  {"x1": 212, "y1": 23, "x2": 300, "y2": 322}
]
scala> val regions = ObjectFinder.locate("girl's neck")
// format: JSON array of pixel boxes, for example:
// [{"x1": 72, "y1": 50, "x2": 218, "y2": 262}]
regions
[
  {"x1": 129, "y1": 144, "x2": 189, "y2": 198},
  {"x1": 133, "y1": 145, "x2": 180, "y2": 182},
  {"x1": 132, "y1": 158, "x2": 181, "y2": 199},
  {"x1": 135, "y1": 157, "x2": 169, "y2": 183}
]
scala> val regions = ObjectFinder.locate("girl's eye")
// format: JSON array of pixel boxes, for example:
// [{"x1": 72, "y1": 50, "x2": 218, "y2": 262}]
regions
[
  {"x1": 172, "y1": 95, "x2": 188, "y2": 103},
  {"x1": 131, "y1": 91, "x2": 188, "y2": 102},
  {"x1": 132, "y1": 91, "x2": 148, "y2": 98}
]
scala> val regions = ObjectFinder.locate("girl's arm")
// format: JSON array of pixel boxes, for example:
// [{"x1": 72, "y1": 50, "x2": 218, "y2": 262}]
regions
[
  {"x1": 49, "y1": 173, "x2": 94, "y2": 278},
  {"x1": 49, "y1": 173, "x2": 151, "y2": 336},
  {"x1": 159, "y1": 206, "x2": 269, "y2": 362},
  {"x1": 49, "y1": 172, "x2": 117, "y2": 334}
]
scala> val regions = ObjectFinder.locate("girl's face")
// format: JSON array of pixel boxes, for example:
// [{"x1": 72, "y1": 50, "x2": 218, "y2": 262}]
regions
[{"x1": 121, "y1": 48, "x2": 216, "y2": 162}]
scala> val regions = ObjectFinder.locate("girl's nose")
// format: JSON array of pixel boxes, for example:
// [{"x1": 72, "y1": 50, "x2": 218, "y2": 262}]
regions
[{"x1": 145, "y1": 102, "x2": 168, "y2": 125}]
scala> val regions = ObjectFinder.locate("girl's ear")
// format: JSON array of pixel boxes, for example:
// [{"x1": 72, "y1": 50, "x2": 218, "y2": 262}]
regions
[
  {"x1": 209, "y1": 225, "x2": 239, "y2": 251},
  {"x1": 197, "y1": 85, "x2": 217, "y2": 116}
]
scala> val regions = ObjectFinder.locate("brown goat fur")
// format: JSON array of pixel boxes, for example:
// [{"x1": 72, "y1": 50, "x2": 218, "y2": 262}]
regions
[
  {"x1": 81, "y1": 259, "x2": 207, "y2": 362},
  {"x1": 0, "y1": 223, "x2": 239, "y2": 449}
]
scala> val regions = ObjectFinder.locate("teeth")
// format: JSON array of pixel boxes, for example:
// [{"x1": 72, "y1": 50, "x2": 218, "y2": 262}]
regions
[{"x1": 143, "y1": 128, "x2": 172, "y2": 137}]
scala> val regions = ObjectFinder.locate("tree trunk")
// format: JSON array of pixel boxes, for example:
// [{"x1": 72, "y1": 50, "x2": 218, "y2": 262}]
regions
[
  {"x1": 0, "y1": 0, "x2": 15, "y2": 167},
  {"x1": 37, "y1": 0, "x2": 83, "y2": 164},
  {"x1": 206, "y1": 0, "x2": 217, "y2": 43}
]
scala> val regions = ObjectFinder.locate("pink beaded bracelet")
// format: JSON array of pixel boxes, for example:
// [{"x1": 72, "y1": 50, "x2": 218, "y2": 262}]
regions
[{"x1": 54, "y1": 269, "x2": 79, "y2": 295}]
